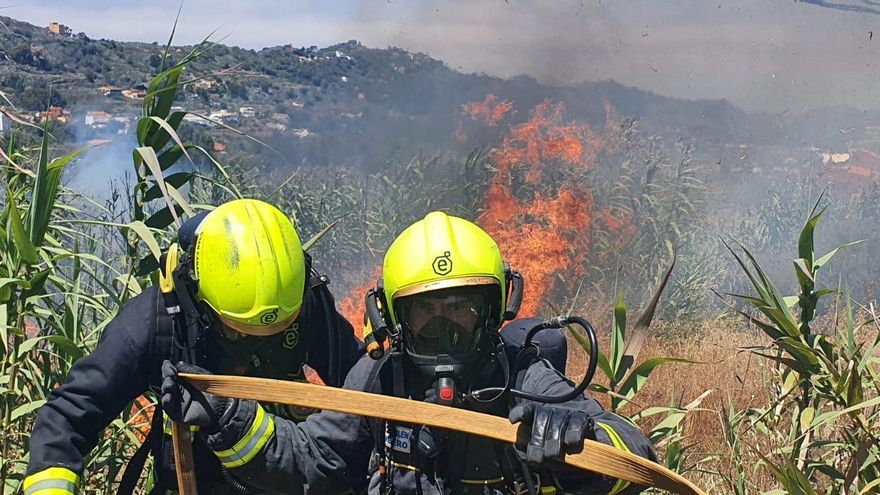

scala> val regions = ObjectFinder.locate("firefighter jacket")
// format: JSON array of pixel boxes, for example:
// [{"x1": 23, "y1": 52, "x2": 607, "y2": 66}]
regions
[
  {"x1": 24, "y1": 282, "x2": 362, "y2": 495},
  {"x1": 200, "y1": 352, "x2": 658, "y2": 495}
]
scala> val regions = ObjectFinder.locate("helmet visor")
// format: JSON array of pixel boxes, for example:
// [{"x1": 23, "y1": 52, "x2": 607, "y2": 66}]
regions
[{"x1": 395, "y1": 286, "x2": 499, "y2": 357}]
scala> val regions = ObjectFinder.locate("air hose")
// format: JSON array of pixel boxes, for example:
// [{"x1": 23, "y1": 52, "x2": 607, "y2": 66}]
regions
[{"x1": 468, "y1": 316, "x2": 599, "y2": 404}]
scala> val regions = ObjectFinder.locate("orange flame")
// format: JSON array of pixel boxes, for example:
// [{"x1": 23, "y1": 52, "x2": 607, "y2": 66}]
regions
[
  {"x1": 337, "y1": 98, "x2": 634, "y2": 328},
  {"x1": 478, "y1": 99, "x2": 630, "y2": 316},
  {"x1": 337, "y1": 268, "x2": 381, "y2": 340},
  {"x1": 461, "y1": 94, "x2": 515, "y2": 127}
]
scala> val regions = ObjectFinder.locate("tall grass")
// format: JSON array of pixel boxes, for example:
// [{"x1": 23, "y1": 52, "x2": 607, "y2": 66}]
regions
[
  {"x1": 716, "y1": 192, "x2": 879, "y2": 493},
  {"x1": 0, "y1": 26, "x2": 243, "y2": 492}
]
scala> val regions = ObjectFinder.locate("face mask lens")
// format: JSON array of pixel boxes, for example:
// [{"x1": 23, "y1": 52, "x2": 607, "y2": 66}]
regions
[{"x1": 396, "y1": 287, "x2": 496, "y2": 357}]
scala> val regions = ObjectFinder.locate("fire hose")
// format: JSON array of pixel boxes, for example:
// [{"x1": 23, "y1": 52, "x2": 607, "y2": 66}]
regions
[{"x1": 178, "y1": 373, "x2": 706, "y2": 495}]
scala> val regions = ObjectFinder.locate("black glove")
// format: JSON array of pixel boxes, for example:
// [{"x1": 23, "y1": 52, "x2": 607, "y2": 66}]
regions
[
  {"x1": 160, "y1": 360, "x2": 235, "y2": 434},
  {"x1": 509, "y1": 402, "x2": 594, "y2": 465}
]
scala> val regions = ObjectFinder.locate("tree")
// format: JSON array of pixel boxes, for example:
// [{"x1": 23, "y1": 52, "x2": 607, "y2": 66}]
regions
[
  {"x1": 18, "y1": 84, "x2": 67, "y2": 110},
  {"x1": 149, "y1": 53, "x2": 162, "y2": 69},
  {"x1": 10, "y1": 44, "x2": 34, "y2": 65}
]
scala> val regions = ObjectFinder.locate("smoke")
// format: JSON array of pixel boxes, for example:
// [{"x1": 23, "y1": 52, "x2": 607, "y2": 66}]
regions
[
  {"x1": 65, "y1": 102, "x2": 138, "y2": 204},
  {"x1": 10, "y1": 0, "x2": 880, "y2": 113},
  {"x1": 8, "y1": 1, "x2": 878, "y2": 310}
]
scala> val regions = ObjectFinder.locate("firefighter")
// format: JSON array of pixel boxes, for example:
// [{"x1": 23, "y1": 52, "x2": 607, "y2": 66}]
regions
[
  {"x1": 163, "y1": 211, "x2": 656, "y2": 494},
  {"x1": 23, "y1": 199, "x2": 363, "y2": 494}
]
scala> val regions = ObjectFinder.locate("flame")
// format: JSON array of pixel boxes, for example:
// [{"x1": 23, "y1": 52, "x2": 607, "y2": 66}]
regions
[
  {"x1": 481, "y1": 186, "x2": 593, "y2": 316},
  {"x1": 337, "y1": 268, "x2": 381, "y2": 340},
  {"x1": 336, "y1": 98, "x2": 634, "y2": 328},
  {"x1": 461, "y1": 94, "x2": 515, "y2": 127},
  {"x1": 478, "y1": 99, "x2": 630, "y2": 316}
]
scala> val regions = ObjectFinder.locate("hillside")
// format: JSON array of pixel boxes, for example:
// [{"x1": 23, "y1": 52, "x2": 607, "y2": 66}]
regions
[{"x1": 0, "y1": 15, "x2": 787, "y2": 172}]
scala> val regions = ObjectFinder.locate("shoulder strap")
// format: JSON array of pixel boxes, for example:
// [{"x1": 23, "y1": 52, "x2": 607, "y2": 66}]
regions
[
  {"x1": 117, "y1": 406, "x2": 165, "y2": 495},
  {"x1": 120, "y1": 293, "x2": 170, "y2": 495},
  {"x1": 149, "y1": 289, "x2": 177, "y2": 388},
  {"x1": 308, "y1": 266, "x2": 345, "y2": 387},
  {"x1": 372, "y1": 358, "x2": 397, "y2": 494}
]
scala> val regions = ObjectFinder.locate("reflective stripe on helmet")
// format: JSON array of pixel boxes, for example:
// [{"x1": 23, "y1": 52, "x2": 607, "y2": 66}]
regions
[
  {"x1": 23, "y1": 467, "x2": 79, "y2": 495},
  {"x1": 214, "y1": 404, "x2": 275, "y2": 468}
]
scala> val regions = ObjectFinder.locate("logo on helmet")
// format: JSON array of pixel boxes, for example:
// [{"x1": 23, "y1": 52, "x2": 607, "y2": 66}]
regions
[
  {"x1": 260, "y1": 308, "x2": 279, "y2": 325},
  {"x1": 432, "y1": 251, "x2": 453, "y2": 276}
]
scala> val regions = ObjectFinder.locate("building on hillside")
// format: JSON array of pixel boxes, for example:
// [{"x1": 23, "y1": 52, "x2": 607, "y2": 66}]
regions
[
  {"x1": 192, "y1": 79, "x2": 215, "y2": 90},
  {"x1": 40, "y1": 106, "x2": 70, "y2": 124},
  {"x1": 212, "y1": 141, "x2": 226, "y2": 153},
  {"x1": 209, "y1": 109, "x2": 237, "y2": 124},
  {"x1": 99, "y1": 86, "x2": 123, "y2": 96},
  {"x1": 183, "y1": 113, "x2": 212, "y2": 127},
  {"x1": 292, "y1": 128, "x2": 310, "y2": 138},
  {"x1": 48, "y1": 22, "x2": 72, "y2": 36},
  {"x1": 85, "y1": 111, "x2": 112, "y2": 126},
  {"x1": 209, "y1": 110, "x2": 235, "y2": 119},
  {"x1": 122, "y1": 88, "x2": 146, "y2": 100},
  {"x1": 239, "y1": 107, "x2": 256, "y2": 118},
  {"x1": 113, "y1": 116, "x2": 132, "y2": 134},
  {"x1": 267, "y1": 122, "x2": 287, "y2": 132}
]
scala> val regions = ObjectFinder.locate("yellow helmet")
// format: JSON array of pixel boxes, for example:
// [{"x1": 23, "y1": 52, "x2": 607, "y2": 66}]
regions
[
  {"x1": 192, "y1": 199, "x2": 305, "y2": 336},
  {"x1": 384, "y1": 211, "x2": 506, "y2": 315},
  {"x1": 382, "y1": 212, "x2": 512, "y2": 363}
]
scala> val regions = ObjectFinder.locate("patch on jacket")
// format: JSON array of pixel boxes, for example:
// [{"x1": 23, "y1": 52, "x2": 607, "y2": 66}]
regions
[
  {"x1": 385, "y1": 425, "x2": 413, "y2": 454},
  {"x1": 282, "y1": 324, "x2": 299, "y2": 349}
]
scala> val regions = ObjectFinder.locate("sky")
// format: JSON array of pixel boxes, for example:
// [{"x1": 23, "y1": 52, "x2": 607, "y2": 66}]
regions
[{"x1": 5, "y1": 0, "x2": 880, "y2": 113}]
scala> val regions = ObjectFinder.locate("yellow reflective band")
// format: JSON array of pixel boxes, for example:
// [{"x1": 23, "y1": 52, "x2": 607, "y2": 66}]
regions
[
  {"x1": 596, "y1": 421, "x2": 632, "y2": 495},
  {"x1": 388, "y1": 460, "x2": 419, "y2": 471},
  {"x1": 539, "y1": 486, "x2": 557, "y2": 494},
  {"x1": 162, "y1": 412, "x2": 199, "y2": 435},
  {"x1": 215, "y1": 404, "x2": 275, "y2": 468},
  {"x1": 23, "y1": 467, "x2": 79, "y2": 495}
]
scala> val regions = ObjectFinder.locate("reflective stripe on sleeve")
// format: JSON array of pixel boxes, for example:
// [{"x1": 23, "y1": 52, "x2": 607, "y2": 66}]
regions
[
  {"x1": 23, "y1": 467, "x2": 79, "y2": 495},
  {"x1": 596, "y1": 421, "x2": 633, "y2": 495},
  {"x1": 214, "y1": 404, "x2": 275, "y2": 468},
  {"x1": 162, "y1": 412, "x2": 199, "y2": 435}
]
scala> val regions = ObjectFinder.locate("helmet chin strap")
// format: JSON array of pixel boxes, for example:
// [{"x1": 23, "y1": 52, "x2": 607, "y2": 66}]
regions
[{"x1": 170, "y1": 262, "x2": 214, "y2": 363}]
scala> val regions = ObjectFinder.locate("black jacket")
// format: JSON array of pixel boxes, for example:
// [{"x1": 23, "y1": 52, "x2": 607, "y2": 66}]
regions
[
  {"x1": 25, "y1": 283, "x2": 362, "y2": 492},
  {"x1": 202, "y1": 352, "x2": 657, "y2": 495}
]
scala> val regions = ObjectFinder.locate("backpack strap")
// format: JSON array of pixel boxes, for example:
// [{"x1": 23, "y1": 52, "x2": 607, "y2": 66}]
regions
[
  {"x1": 117, "y1": 405, "x2": 165, "y2": 494},
  {"x1": 307, "y1": 259, "x2": 345, "y2": 387},
  {"x1": 119, "y1": 247, "x2": 190, "y2": 494},
  {"x1": 371, "y1": 358, "x2": 399, "y2": 494}
]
